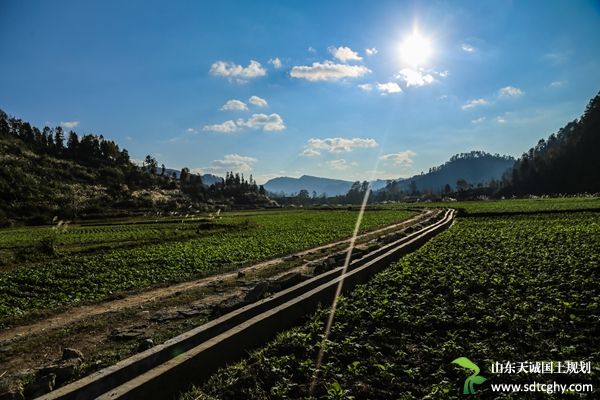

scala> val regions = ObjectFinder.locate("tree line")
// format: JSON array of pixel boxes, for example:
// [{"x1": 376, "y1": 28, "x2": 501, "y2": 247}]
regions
[
  {"x1": 0, "y1": 109, "x2": 271, "y2": 224},
  {"x1": 500, "y1": 92, "x2": 600, "y2": 195}
]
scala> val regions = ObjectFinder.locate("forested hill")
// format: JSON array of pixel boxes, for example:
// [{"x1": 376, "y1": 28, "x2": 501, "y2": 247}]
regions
[
  {"x1": 0, "y1": 110, "x2": 270, "y2": 226},
  {"x1": 379, "y1": 151, "x2": 515, "y2": 197},
  {"x1": 502, "y1": 92, "x2": 600, "y2": 195}
]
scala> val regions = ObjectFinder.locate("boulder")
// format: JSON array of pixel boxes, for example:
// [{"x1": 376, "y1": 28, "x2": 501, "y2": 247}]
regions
[
  {"x1": 110, "y1": 326, "x2": 147, "y2": 341},
  {"x1": 25, "y1": 374, "x2": 55, "y2": 398},
  {"x1": 38, "y1": 358, "x2": 82, "y2": 385},
  {"x1": 137, "y1": 338, "x2": 154, "y2": 352},
  {"x1": 150, "y1": 311, "x2": 182, "y2": 322},
  {"x1": 61, "y1": 348, "x2": 84, "y2": 361},
  {"x1": 212, "y1": 296, "x2": 246, "y2": 316},
  {"x1": 177, "y1": 308, "x2": 204, "y2": 318},
  {"x1": 269, "y1": 272, "x2": 305, "y2": 292},
  {"x1": 243, "y1": 281, "x2": 269, "y2": 303}
]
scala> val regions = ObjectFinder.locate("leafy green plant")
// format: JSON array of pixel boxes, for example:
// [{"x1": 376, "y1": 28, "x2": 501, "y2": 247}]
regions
[
  {"x1": 326, "y1": 382, "x2": 353, "y2": 400},
  {"x1": 183, "y1": 209, "x2": 599, "y2": 400},
  {"x1": 0, "y1": 209, "x2": 415, "y2": 319}
]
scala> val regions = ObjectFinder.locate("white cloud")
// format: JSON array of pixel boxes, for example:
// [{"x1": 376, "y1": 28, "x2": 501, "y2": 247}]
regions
[
  {"x1": 549, "y1": 80, "x2": 566, "y2": 88},
  {"x1": 203, "y1": 120, "x2": 239, "y2": 133},
  {"x1": 204, "y1": 113, "x2": 285, "y2": 133},
  {"x1": 471, "y1": 117, "x2": 486, "y2": 124},
  {"x1": 357, "y1": 83, "x2": 373, "y2": 91},
  {"x1": 304, "y1": 137, "x2": 378, "y2": 155},
  {"x1": 308, "y1": 46, "x2": 316, "y2": 53},
  {"x1": 396, "y1": 68, "x2": 434, "y2": 87},
  {"x1": 300, "y1": 148, "x2": 320, "y2": 157},
  {"x1": 544, "y1": 52, "x2": 567, "y2": 64},
  {"x1": 498, "y1": 86, "x2": 524, "y2": 97},
  {"x1": 60, "y1": 121, "x2": 79, "y2": 129},
  {"x1": 365, "y1": 47, "x2": 378, "y2": 56},
  {"x1": 461, "y1": 43, "x2": 476, "y2": 53},
  {"x1": 238, "y1": 113, "x2": 285, "y2": 131},
  {"x1": 248, "y1": 95, "x2": 268, "y2": 107},
  {"x1": 196, "y1": 154, "x2": 257, "y2": 174},
  {"x1": 209, "y1": 60, "x2": 266, "y2": 82},
  {"x1": 327, "y1": 159, "x2": 348, "y2": 170},
  {"x1": 268, "y1": 57, "x2": 282, "y2": 69},
  {"x1": 186, "y1": 128, "x2": 197, "y2": 133},
  {"x1": 376, "y1": 82, "x2": 402, "y2": 94},
  {"x1": 379, "y1": 150, "x2": 416, "y2": 167},
  {"x1": 462, "y1": 98, "x2": 488, "y2": 110},
  {"x1": 329, "y1": 46, "x2": 363, "y2": 62},
  {"x1": 495, "y1": 116, "x2": 507, "y2": 123},
  {"x1": 220, "y1": 99, "x2": 248, "y2": 111},
  {"x1": 290, "y1": 61, "x2": 371, "y2": 81}
]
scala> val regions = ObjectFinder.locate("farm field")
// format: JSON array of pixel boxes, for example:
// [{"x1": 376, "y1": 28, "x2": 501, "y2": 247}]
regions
[
  {"x1": 182, "y1": 205, "x2": 599, "y2": 399},
  {"x1": 408, "y1": 195, "x2": 600, "y2": 215},
  {"x1": 0, "y1": 209, "x2": 416, "y2": 323}
]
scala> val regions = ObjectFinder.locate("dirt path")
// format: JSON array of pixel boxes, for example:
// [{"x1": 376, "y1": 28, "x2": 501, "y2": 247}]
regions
[{"x1": 0, "y1": 210, "x2": 431, "y2": 343}]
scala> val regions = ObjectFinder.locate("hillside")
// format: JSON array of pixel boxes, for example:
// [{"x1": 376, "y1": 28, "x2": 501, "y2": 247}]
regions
[
  {"x1": 373, "y1": 151, "x2": 515, "y2": 200},
  {"x1": 502, "y1": 92, "x2": 600, "y2": 195},
  {"x1": 402, "y1": 151, "x2": 515, "y2": 192},
  {"x1": 0, "y1": 110, "x2": 271, "y2": 226}
]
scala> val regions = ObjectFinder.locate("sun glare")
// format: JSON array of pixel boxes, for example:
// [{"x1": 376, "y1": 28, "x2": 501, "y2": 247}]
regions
[{"x1": 400, "y1": 29, "x2": 433, "y2": 67}]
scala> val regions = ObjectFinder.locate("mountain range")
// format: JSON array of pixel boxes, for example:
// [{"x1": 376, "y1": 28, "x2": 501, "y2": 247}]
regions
[
  {"x1": 264, "y1": 175, "x2": 388, "y2": 197},
  {"x1": 263, "y1": 151, "x2": 515, "y2": 196}
]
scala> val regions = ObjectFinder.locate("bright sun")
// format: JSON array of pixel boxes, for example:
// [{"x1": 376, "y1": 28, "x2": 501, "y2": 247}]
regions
[{"x1": 400, "y1": 30, "x2": 433, "y2": 67}]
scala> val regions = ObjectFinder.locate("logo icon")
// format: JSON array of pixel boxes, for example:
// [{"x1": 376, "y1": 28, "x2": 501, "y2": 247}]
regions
[{"x1": 452, "y1": 357, "x2": 487, "y2": 395}]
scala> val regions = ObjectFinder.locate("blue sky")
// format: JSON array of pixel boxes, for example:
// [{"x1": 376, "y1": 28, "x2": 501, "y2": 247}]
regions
[{"x1": 1, "y1": 0, "x2": 599, "y2": 183}]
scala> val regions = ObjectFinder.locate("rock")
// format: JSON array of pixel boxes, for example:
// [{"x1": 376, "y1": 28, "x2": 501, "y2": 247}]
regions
[
  {"x1": 312, "y1": 261, "x2": 327, "y2": 276},
  {"x1": 38, "y1": 358, "x2": 82, "y2": 385},
  {"x1": 177, "y1": 308, "x2": 204, "y2": 318},
  {"x1": 110, "y1": 326, "x2": 147, "y2": 341},
  {"x1": 243, "y1": 281, "x2": 269, "y2": 303},
  {"x1": 366, "y1": 244, "x2": 379, "y2": 253},
  {"x1": 212, "y1": 296, "x2": 245, "y2": 316},
  {"x1": 190, "y1": 300, "x2": 210, "y2": 310},
  {"x1": 325, "y1": 257, "x2": 338, "y2": 267},
  {"x1": 269, "y1": 272, "x2": 304, "y2": 292},
  {"x1": 333, "y1": 253, "x2": 346, "y2": 262},
  {"x1": 350, "y1": 249, "x2": 364, "y2": 260},
  {"x1": 150, "y1": 311, "x2": 182, "y2": 322},
  {"x1": 137, "y1": 338, "x2": 154, "y2": 352},
  {"x1": 235, "y1": 280, "x2": 256, "y2": 288},
  {"x1": 62, "y1": 347, "x2": 84, "y2": 361},
  {"x1": 25, "y1": 374, "x2": 55, "y2": 398}
]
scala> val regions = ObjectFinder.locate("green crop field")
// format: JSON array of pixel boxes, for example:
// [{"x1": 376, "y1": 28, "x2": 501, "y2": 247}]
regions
[
  {"x1": 183, "y1": 206, "x2": 599, "y2": 399},
  {"x1": 408, "y1": 195, "x2": 600, "y2": 215},
  {"x1": 0, "y1": 209, "x2": 416, "y2": 321}
]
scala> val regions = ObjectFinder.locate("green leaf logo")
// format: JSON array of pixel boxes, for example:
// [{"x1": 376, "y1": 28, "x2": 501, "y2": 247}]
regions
[{"x1": 452, "y1": 357, "x2": 487, "y2": 395}]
